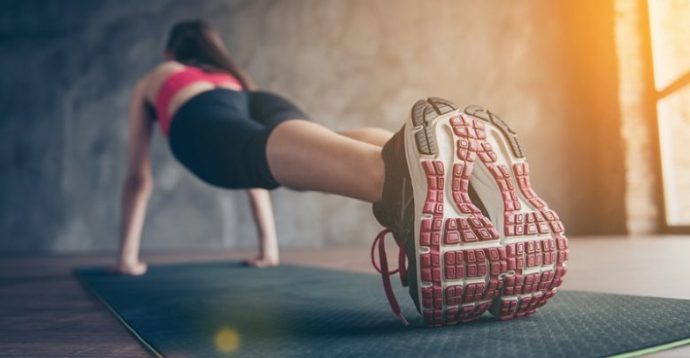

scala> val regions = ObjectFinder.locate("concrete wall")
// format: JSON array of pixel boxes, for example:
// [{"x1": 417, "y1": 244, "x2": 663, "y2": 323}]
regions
[{"x1": 0, "y1": 0, "x2": 626, "y2": 255}]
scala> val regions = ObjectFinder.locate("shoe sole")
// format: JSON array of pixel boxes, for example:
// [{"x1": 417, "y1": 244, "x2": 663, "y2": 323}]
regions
[{"x1": 404, "y1": 98, "x2": 568, "y2": 326}]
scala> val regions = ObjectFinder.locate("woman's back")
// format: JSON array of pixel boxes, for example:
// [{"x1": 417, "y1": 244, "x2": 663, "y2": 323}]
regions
[{"x1": 140, "y1": 61, "x2": 242, "y2": 134}]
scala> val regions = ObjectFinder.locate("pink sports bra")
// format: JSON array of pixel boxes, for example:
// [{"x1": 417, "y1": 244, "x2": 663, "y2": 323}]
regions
[{"x1": 155, "y1": 66, "x2": 242, "y2": 136}]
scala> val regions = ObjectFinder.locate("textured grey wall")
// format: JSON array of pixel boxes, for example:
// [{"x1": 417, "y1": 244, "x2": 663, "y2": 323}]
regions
[{"x1": 0, "y1": 0, "x2": 625, "y2": 255}]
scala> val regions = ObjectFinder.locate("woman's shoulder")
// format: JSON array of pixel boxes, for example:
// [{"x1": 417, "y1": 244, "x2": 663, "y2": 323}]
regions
[{"x1": 137, "y1": 61, "x2": 187, "y2": 101}]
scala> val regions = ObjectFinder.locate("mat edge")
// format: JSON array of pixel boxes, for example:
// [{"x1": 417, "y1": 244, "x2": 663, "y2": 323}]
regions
[
  {"x1": 609, "y1": 337, "x2": 690, "y2": 358},
  {"x1": 74, "y1": 271, "x2": 163, "y2": 358}
]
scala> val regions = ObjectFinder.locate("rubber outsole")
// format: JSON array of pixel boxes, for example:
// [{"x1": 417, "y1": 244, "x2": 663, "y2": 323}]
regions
[{"x1": 405, "y1": 98, "x2": 568, "y2": 327}]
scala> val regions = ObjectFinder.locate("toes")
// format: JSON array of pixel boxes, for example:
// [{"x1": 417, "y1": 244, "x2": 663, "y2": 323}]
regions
[
  {"x1": 427, "y1": 97, "x2": 458, "y2": 115},
  {"x1": 412, "y1": 100, "x2": 435, "y2": 127}
]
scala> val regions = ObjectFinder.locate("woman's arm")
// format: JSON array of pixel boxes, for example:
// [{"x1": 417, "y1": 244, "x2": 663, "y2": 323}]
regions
[
  {"x1": 243, "y1": 188, "x2": 280, "y2": 267},
  {"x1": 117, "y1": 79, "x2": 155, "y2": 275}
]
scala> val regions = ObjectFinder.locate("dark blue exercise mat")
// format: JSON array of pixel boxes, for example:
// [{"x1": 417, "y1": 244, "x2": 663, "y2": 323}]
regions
[{"x1": 76, "y1": 262, "x2": 690, "y2": 357}]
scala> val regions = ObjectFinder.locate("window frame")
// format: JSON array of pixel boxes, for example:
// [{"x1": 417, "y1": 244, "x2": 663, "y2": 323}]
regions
[{"x1": 644, "y1": 0, "x2": 690, "y2": 233}]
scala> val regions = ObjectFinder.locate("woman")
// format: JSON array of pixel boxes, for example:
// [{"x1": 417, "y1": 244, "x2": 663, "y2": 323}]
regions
[
  {"x1": 119, "y1": 19, "x2": 568, "y2": 327},
  {"x1": 118, "y1": 19, "x2": 393, "y2": 274}
]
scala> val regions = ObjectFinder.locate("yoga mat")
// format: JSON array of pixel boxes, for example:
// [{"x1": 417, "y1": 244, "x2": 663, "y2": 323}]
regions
[{"x1": 76, "y1": 263, "x2": 690, "y2": 357}]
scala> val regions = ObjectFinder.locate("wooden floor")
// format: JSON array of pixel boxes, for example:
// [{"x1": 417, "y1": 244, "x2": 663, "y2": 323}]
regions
[{"x1": 1, "y1": 235, "x2": 689, "y2": 357}]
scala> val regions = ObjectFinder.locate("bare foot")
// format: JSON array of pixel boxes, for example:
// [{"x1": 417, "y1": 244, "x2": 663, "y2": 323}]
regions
[
  {"x1": 116, "y1": 261, "x2": 148, "y2": 275},
  {"x1": 242, "y1": 257, "x2": 279, "y2": 268}
]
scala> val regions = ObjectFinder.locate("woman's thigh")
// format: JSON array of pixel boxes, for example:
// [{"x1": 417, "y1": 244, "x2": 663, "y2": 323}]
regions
[
  {"x1": 247, "y1": 90, "x2": 311, "y2": 128},
  {"x1": 337, "y1": 127, "x2": 393, "y2": 147}
]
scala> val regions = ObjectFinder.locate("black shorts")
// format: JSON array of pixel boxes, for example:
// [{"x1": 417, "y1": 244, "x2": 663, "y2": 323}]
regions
[{"x1": 168, "y1": 89, "x2": 309, "y2": 189}]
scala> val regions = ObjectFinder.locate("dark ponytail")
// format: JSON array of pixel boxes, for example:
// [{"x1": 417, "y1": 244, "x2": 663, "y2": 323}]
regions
[{"x1": 165, "y1": 19, "x2": 256, "y2": 90}]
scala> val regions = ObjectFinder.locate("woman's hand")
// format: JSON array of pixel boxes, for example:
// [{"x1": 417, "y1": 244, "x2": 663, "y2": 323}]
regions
[
  {"x1": 242, "y1": 255, "x2": 279, "y2": 268},
  {"x1": 116, "y1": 260, "x2": 148, "y2": 275}
]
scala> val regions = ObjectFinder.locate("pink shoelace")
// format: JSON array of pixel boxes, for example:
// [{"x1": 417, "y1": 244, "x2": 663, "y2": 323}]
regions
[{"x1": 371, "y1": 229, "x2": 410, "y2": 326}]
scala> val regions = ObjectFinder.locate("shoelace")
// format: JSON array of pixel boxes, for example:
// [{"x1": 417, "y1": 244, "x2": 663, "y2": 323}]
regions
[{"x1": 371, "y1": 229, "x2": 409, "y2": 326}]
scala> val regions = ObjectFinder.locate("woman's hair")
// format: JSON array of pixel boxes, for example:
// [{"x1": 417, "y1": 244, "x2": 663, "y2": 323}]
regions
[{"x1": 165, "y1": 19, "x2": 256, "y2": 90}]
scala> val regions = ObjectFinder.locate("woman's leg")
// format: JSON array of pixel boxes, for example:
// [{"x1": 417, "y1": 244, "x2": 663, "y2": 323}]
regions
[
  {"x1": 338, "y1": 127, "x2": 393, "y2": 147},
  {"x1": 266, "y1": 120, "x2": 385, "y2": 203},
  {"x1": 246, "y1": 126, "x2": 391, "y2": 267}
]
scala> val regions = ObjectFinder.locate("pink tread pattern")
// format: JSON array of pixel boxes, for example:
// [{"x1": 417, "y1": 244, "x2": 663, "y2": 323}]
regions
[
  {"x1": 420, "y1": 160, "x2": 446, "y2": 326},
  {"x1": 417, "y1": 112, "x2": 568, "y2": 326}
]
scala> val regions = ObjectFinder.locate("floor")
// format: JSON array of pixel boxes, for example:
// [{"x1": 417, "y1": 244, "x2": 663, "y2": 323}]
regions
[{"x1": 1, "y1": 236, "x2": 689, "y2": 357}]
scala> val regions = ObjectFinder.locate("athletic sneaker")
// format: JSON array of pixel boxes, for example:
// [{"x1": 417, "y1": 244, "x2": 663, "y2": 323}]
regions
[{"x1": 371, "y1": 97, "x2": 568, "y2": 326}]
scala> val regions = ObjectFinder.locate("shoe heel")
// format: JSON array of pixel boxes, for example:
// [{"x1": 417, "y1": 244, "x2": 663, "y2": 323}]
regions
[{"x1": 411, "y1": 97, "x2": 460, "y2": 156}]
